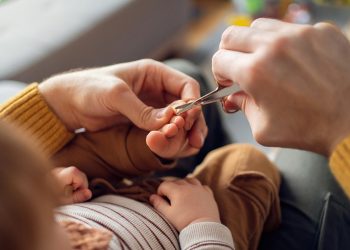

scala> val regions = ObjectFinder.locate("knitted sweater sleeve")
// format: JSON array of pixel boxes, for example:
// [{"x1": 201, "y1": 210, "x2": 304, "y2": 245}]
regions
[
  {"x1": 330, "y1": 136, "x2": 350, "y2": 198},
  {"x1": 0, "y1": 83, "x2": 74, "y2": 156}
]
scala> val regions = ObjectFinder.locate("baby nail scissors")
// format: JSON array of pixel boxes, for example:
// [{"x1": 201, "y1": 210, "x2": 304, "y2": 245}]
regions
[{"x1": 174, "y1": 84, "x2": 240, "y2": 115}]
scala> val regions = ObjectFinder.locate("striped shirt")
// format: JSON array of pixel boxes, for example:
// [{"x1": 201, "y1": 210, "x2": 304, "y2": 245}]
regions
[{"x1": 55, "y1": 195, "x2": 234, "y2": 250}]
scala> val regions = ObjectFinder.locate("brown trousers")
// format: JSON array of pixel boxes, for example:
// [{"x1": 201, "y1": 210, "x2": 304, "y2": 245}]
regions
[
  {"x1": 191, "y1": 144, "x2": 281, "y2": 250},
  {"x1": 53, "y1": 127, "x2": 281, "y2": 250}
]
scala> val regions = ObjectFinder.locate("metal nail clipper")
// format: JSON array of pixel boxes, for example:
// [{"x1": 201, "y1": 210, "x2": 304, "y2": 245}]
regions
[{"x1": 174, "y1": 84, "x2": 240, "y2": 115}]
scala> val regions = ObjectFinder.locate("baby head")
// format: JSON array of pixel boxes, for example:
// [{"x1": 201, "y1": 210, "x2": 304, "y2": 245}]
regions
[{"x1": 0, "y1": 121, "x2": 69, "y2": 250}]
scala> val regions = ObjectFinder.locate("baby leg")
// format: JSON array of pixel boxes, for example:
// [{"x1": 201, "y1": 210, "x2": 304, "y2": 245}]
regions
[{"x1": 191, "y1": 144, "x2": 281, "y2": 250}]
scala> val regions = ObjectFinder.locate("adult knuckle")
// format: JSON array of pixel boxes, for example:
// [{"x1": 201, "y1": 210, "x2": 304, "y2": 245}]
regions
[
  {"x1": 139, "y1": 58, "x2": 156, "y2": 66},
  {"x1": 212, "y1": 50, "x2": 224, "y2": 73},
  {"x1": 136, "y1": 59, "x2": 158, "y2": 73},
  {"x1": 296, "y1": 25, "x2": 315, "y2": 39},
  {"x1": 250, "y1": 17, "x2": 270, "y2": 28},
  {"x1": 110, "y1": 82, "x2": 129, "y2": 95},
  {"x1": 192, "y1": 78, "x2": 200, "y2": 90},
  {"x1": 314, "y1": 22, "x2": 337, "y2": 34},
  {"x1": 221, "y1": 26, "x2": 235, "y2": 46},
  {"x1": 269, "y1": 35, "x2": 291, "y2": 54},
  {"x1": 139, "y1": 106, "x2": 153, "y2": 128},
  {"x1": 211, "y1": 50, "x2": 220, "y2": 65},
  {"x1": 187, "y1": 78, "x2": 200, "y2": 94}
]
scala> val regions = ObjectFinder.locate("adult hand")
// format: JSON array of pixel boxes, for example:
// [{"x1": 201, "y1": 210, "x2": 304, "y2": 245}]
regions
[
  {"x1": 212, "y1": 18, "x2": 350, "y2": 155},
  {"x1": 39, "y1": 59, "x2": 205, "y2": 148},
  {"x1": 150, "y1": 178, "x2": 220, "y2": 231}
]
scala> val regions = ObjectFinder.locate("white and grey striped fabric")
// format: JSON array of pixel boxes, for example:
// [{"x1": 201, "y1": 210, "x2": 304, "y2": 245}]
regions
[{"x1": 55, "y1": 195, "x2": 234, "y2": 250}]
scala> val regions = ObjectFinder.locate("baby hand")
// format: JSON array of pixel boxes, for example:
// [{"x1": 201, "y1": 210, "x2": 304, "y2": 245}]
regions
[
  {"x1": 52, "y1": 166, "x2": 92, "y2": 205},
  {"x1": 146, "y1": 101, "x2": 207, "y2": 159},
  {"x1": 149, "y1": 178, "x2": 221, "y2": 231}
]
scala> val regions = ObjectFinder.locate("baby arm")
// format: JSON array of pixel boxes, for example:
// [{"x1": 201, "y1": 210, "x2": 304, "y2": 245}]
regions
[{"x1": 52, "y1": 166, "x2": 92, "y2": 205}]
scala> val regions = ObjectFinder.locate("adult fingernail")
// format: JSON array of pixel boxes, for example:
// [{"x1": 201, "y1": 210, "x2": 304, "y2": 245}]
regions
[{"x1": 156, "y1": 108, "x2": 168, "y2": 119}]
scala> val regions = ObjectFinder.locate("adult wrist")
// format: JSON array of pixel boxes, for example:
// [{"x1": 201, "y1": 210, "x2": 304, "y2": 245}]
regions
[
  {"x1": 38, "y1": 79, "x2": 77, "y2": 132},
  {"x1": 0, "y1": 83, "x2": 74, "y2": 155}
]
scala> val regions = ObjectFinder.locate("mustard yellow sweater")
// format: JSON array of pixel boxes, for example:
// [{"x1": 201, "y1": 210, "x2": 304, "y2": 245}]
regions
[
  {"x1": 0, "y1": 83, "x2": 73, "y2": 155},
  {"x1": 1, "y1": 84, "x2": 350, "y2": 197}
]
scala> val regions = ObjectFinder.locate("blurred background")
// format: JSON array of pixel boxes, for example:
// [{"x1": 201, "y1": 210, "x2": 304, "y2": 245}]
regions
[{"x1": 0, "y1": 0, "x2": 349, "y2": 153}]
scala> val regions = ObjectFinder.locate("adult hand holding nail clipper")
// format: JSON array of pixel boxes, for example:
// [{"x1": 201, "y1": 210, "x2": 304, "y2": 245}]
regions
[
  {"x1": 39, "y1": 59, "x2": 206, "y2": 149},
  {"x1": 212, "y1": 18, "x2": 350, "y2": 155}
]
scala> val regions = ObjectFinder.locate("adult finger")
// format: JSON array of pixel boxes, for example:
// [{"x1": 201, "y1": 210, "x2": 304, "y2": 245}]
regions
[
  {"x1": 251, "y1": 18, "x2": 297, "y2": 31},
  {"x1": 223, "y1": 91, "x2": 262, "y2": 135},
  {"x1": 212, "y1": 49, "x2": 250, "y2": 88},
  {"x1": 219, "y1": 25, "x2": 270, "y2": 52},
  {"x1": 131, "y1": 59, "x2": 201, "y2": 102},
  {"x1": 250, "y1": 18, "x2": 311, "y2": 34},
  {"x1": 157, "y1": 62, "x2": 201, "y2": 102},
  {"x1": 107, "y1": 82, "x2": 174, "y2": 131},
  {"x1": 149, "y1": 194, "x2": 171, "y2": 216}
]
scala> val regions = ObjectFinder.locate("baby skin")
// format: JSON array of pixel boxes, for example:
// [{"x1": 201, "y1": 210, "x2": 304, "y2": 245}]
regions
[
  {"x1": 52, "y1": 102, "x2": 281, "y2": 250},
  {"x1": 52, "y1": 104, "x2": 220, "y2": 232}
]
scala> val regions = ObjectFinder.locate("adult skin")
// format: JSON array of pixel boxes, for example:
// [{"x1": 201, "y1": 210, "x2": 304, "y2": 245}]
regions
[
  {"x1": 212, "y1": 18, "x2": 350, "y2": 155},
  {"x1": 39, "y1": 59, "x2": 207, "y2": 154}
]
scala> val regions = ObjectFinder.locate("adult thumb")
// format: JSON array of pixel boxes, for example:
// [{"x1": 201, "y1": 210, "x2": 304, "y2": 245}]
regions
[
  {"x1": 110, "y1": 84, "x2": 174, "y2": 130},
  {"x1": 136, "y1": 105, "x2": 174, "y2": 131}
]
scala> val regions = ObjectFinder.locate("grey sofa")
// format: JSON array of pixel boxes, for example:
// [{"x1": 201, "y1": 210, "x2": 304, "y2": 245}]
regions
[{"x1": 0, "y1": 0, "x2": 190, "y2": 83}]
